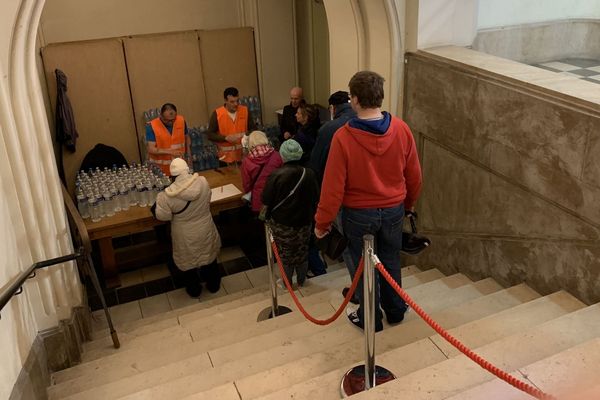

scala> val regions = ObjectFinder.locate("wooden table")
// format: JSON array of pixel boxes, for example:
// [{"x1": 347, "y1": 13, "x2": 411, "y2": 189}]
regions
[{"x1": 85, "y1": 167, "x2": 244, "y2": 287}]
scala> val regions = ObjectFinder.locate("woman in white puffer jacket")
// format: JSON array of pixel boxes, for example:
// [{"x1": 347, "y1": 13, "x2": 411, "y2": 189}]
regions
[{"x1": 154, "y1": 158, "x2": 221, "y2": 297}]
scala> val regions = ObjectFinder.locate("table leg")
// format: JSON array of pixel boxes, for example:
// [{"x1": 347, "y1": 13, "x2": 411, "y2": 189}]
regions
[{"x1": 98, "y1": 237, "x2": 121, "y2": 289}]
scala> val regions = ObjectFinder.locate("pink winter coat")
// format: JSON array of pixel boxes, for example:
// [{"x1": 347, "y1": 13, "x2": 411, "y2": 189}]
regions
[{"x1": 241, "y1": 146, "x2": 283, "y2": 212}]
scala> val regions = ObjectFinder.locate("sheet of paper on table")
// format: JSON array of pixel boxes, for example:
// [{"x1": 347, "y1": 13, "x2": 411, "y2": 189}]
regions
[{"x1": 210, "y1": 183, "x2": 242, "y2": 202}]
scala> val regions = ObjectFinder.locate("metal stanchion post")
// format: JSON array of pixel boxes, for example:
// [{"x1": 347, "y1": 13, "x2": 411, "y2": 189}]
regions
[
  {"x1": 257, "y1": 224, "x2": 292, "y2": 321},
  {"x1": 341, "y1": 234, "x2": 396, "y2": 397}
]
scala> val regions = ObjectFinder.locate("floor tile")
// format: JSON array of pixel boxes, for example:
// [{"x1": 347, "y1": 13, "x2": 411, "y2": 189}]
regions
[
  {"x1": 245, "y1": 266, "x2": 270, "y2": 287},
  {"x1": 540, "y1": 61, "x2": 580, "y2": 71},
  {"x1": 558, "y1": 71, "x2": 583, "y2": 78},
  {"x1": 167, "y1": 288, "x2": 200, "y2": 310},
  {"x1": 217, "y1": 246, "x2": 246, "y2": 263},
  {"x1": 222, "y1": 257, "x2": 253, "y2": 274},
  {"x1": 199, "y1": 284, "x2": 227, "y2": 301},
  {"x1": 582, "y1": 77, "x2": 600, "y2": 84},
  {"x1": 116, "y1": 283, "x2": 146, "y2": 304},
  {"x1": 88, "y1": 290, "x2": 118, "y2": 311},
  {"x1": 119, "y1": 269, "x2": 144, "y2": 287},
  {"x1": 558, "y1": 58, "x2": 600, "y2": 68},
  {"x1": 588, "y1": 66, "x2": 600, "y2": 73},
  {"x1": 139, "y1": 293, "x2": 172, "y2": 318},
  {"x1": 108, "y1": 301, "x2": 143, "y2": 325},
  {"x1": 145, "y1": 277, "x2": 175, "y2": 296},
  {"x1": 140, "y1": 264, "x2": 170, "y2": 282},
  {"x1": 221, "y1": 272, "x2": 253, "y2": 293},
  {"x1": 533, "y1": 64, "x2": 561, "y2": 72},
  {"x1": 567, "y1": 68, "x2": 599, "y2": 77},
  {"x1": 587, "y1": 74, "x2": 600, "y2": 81}
]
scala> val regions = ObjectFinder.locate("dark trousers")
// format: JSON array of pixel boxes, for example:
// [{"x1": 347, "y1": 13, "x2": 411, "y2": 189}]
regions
[{"x1": 342, "y1": 204, "x2": 408, "y2": 330}]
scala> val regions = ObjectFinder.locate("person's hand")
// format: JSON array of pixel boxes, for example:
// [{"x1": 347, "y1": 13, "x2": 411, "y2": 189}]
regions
[
  {"x1": 283, "y1": 132, "x2": 292, "y2": 140},
  {"x1": 225, "y1": 133, "x2": 244, "y2": 143},
  {"x1": 314, "y1": 227, "x2": 330, "y2": 239}
]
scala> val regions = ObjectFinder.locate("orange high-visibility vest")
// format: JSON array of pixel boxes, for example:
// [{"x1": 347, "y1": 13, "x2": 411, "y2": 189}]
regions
[
  {"x1": 148, "y1": 115, "x2": 186, "y2": 175},
  {"x1": 215, "y1": 105, "x2": 249, "y2": 163}
]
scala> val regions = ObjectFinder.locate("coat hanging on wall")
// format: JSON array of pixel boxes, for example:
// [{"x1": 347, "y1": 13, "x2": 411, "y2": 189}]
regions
[{"x1": 55, "y1": 68, "x2": 79, "y2": 183}]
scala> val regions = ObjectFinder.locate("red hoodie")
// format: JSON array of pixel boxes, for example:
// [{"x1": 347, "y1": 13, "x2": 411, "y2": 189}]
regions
[{"x1": 314, "y1": 116, "x2": 422, "y2": 231}]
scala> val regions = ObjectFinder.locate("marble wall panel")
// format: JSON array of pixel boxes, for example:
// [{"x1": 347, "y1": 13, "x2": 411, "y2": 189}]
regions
[
  {"x1": 412, "y1": 234, "x2": 600, "y2": 304},
  {"x1": 419, "y1": 142, "x2": 599, "y2": 241},
  {"x1": 473, "y1": 20, "x2": 600, "y2": 64},
  {"x1": 405, "y1": 57, "x2": 492, "y2": 167}
]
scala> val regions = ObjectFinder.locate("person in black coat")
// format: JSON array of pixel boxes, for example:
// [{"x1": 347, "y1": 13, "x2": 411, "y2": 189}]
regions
[
  {"x1": 308, "y1": 91, "x2": 356, "y2": 184},
  {"x1": 262, "y1": 139, "x2": 319, "y2": 287},
  {"x1": 279, "y1": 87, "x2": 304, "y2": 143},
  {"x1": 292, "y1": 103, "x2": 320, "y2": 165}
]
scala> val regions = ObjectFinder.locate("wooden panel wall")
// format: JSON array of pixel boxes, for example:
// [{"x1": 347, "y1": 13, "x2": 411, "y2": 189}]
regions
[
  {"x1": 42, "y1": 39, "x2": 140, "y2": 194},
  {"x1": 199, "y1": 28, "x2": 259, "y2": 114},
  {"x1": 42, "y1": 28, "x2": 259, "y2": 194},
  {"x1": 123, "y1": 31, "x2": 209, "y2": 151}
]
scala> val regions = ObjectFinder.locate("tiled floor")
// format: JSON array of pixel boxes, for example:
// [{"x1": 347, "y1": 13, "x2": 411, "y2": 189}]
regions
[
  {"x1": 87, "y1": 246, "x2": 263, "y2": 311},
  {"x1": 533, "y1": 58, "x2": 600, "y2": 84}
]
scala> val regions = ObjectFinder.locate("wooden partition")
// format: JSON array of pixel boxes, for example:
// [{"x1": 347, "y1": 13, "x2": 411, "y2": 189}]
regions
[
  {"x1": 42, "y1": 39, "x2": 140, "y2": 194},
  {"x1": 42, "y1": 28, "x2": 259, "y2": 194},
  {"x1": 124, "y1": 31, "x2": 209, "y2": 151},
  {"x1": 198, "y1": 27, "x2": 259, "y2": 113}
]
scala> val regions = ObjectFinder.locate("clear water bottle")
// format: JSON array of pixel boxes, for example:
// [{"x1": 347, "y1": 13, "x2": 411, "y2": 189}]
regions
[
  {"x1": 104, "y1": 190, "x2": 115, "y2": 217},
  {"x1": 89, "y1": 196, "x2": 101, "y2": 222},
  {"x1": 128, "y1": 181, "x2": 137, "y2": 206},
  {"x1": 97, "y1": 192, "x2": 106, "y2": 218},
  {"x1": 119, "y1": 185, "x2": 130, "y2": 211},
  {"x1": 111, "y1": 187, "x2": 121, "y2": 212},
  {"x1": 137, "y1": 182, "x2": 147, "y2": 207},
  {"x1": 145, "y1": 180, "x2": 155, "y2": 204},
  {"x1": 76, "y1": 190, "x2": 90, "y2": 219}
]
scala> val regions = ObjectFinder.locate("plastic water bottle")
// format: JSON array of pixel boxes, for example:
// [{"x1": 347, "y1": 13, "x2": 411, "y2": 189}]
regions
[
  {"x1": 89, "y1": 196, "x2": 101, "y2": 222},
  {"x1": 111, "y1": 187, "x2": 121, "y2": 212},
  {"x1": 119, "y1": 185, "x2": 130, "y2": 211},
  {"x1": 126, "y1": 181, "x2": 134, "y2": 206},
  {"x1": 137, "y1": 182, "x2": 147, "y2": 207},
  {"x1": 104, "y1": 190, "x2": 115, "y2": 217},
  {"x1": 76, "y1": 190, "x2": 90, "y2": 219}
]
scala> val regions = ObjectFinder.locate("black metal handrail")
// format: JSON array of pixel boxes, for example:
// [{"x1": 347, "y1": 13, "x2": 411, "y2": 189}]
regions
[{"x1": 0, "y1": 248, "x2": 84, "y2": 319}]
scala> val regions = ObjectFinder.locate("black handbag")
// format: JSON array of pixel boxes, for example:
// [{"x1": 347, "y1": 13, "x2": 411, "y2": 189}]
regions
[
  {"x1": 316, "y1": 225, "x2": 348, "y2": 260},
  {"x1": 401, "y1": 211, "x2": 431, "y2": 255}
]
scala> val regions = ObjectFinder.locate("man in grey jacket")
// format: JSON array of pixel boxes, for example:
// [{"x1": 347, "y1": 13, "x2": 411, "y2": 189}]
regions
[{"x1": 308, "y1": 91, "x2": 356, "y2": 184}]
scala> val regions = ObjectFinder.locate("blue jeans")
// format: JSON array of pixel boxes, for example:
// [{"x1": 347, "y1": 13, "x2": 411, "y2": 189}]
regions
[{"x1": 342, "y1": 204, "x2": 408, "y2": 330}]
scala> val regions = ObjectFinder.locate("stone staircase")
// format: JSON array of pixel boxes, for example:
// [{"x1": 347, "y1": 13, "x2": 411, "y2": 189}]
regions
[{"x1": 47, "y1": 263, "x2": 600, "y2": 399}]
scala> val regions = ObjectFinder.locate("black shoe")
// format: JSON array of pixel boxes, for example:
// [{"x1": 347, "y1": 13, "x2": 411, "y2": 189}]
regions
[
  {"x1": 206, "y1": 275, "x2": 221, "y2": 293},
  {"x1": 185, "y1": 284, "x2": 202, "y2": 298},
  {"x1": 342, "y1": 287, "x2": 359, "y2": 305},
  {"x1": 387, "y1": 306, "x2": 410, "y2": 325},
  {"x1": 347, "y1": 307, "x2": 383, "y2": 332}
]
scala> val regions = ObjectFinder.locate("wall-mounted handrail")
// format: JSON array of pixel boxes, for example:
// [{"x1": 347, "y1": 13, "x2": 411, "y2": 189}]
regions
[{"x1": 0, "y1": 250, "x2": 83, "y2": 318}]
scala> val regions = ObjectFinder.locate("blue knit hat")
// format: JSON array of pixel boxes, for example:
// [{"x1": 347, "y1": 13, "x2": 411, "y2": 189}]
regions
[{"x1": 279, "y1": 139, "x2": 303, "y2": 163}]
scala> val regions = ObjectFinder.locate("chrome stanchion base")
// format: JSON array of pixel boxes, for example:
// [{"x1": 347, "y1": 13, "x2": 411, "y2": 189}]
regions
[
  {"x1": 340, "y1": 365, "x2": 396, "y2": 398},
  {"x1": 257, "y1": 306, "x2": 293, "y2": 322}
]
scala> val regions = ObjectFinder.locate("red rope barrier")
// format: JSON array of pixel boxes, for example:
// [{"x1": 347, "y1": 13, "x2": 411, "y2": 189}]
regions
[
  {"x1": 270, "y1": 239, "x2": 362, "y2": 325},
  {"x1": 374, "y1": 261, "x2": 557, "y2": 400}
]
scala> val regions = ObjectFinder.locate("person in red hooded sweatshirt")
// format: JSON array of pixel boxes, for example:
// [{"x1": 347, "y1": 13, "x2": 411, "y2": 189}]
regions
[{"x1": 314, "y1": 70, "x2": 422, "y2": 332}]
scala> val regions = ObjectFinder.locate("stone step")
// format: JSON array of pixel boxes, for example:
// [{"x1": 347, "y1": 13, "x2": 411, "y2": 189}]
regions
[
  {"x1": 443, "y1": 337, "x2": 600, "y2": 400},
  {"x1": 243, "y1": 283, "x2": 538, "y2": 400},
  {"x1": 253, "y1": 284, "x2": 577, "y2": 400},
  {"x1": 351, "y1": 303, "x2": 600, "y2": 399},
  {"x1": 75, "y1": 277, "x2": 494, "y2": 400},
  {"x1": 57, "y1": 266, "x2": 425, "y2": 386},
  {"x1": 89, "y1": 262, "x2": 352, "y2": 341},
  {"x1": 47, "y1": 302, "x2": 335, "y2": 399}
]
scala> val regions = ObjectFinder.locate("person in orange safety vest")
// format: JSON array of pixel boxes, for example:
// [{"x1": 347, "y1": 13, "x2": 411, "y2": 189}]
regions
[
  {"x1": 146, "y1": 103, "x2": 190, "y2": 176},
  {"x1": 207, "y1": 87, "x2": 256, "y2": 164}
]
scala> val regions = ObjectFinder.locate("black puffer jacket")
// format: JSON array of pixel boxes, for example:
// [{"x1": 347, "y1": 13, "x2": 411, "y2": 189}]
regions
[{"x1": 261, "y1": 161, "x2": 319, "y2": 227}]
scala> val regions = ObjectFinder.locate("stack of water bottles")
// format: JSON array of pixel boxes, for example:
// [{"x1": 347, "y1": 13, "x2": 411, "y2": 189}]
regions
[
  {"x1": 75, "y1": 163, "x2": 171, "y2": 223},
  {"x1": 239, "y1": 96, "x2": 262, "y2": 129},
  {"x1": 189, "y1": 126, "x2": 219, "y2": 172}
]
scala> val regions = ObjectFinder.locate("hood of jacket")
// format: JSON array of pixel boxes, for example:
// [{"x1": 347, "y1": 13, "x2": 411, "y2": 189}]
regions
[
  {"x1": 344, "y1": 112, "x2": 398, "y2": 157},
  {"x1": 165, "y1": 173, "x2": 202, "y2": 201},
  {"x1": 248, "y1": 146, "x2": 276, "y2": 165},
  {"x1": 333, "y1": 102, "x2": 355, "y2": 119}
]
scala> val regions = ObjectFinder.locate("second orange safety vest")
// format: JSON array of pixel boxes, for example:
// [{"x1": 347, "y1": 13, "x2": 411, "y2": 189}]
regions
[{"x1": 215, "y1": 105, "x2": 249, "y2": 163}]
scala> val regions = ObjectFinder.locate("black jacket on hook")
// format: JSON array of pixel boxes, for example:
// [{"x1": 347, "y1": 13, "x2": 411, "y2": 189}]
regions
[{"x1": 55, "y1": 69, "x2": 79, "y2": 152}]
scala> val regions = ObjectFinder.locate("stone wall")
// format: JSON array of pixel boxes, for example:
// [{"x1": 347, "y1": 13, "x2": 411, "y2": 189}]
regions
[
  {"x1": 472, "y1": 19, "x2": 600, "y2": 64},
  {"x1": 404, "y1": 51, "x2": 600, "y2": 304}
]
